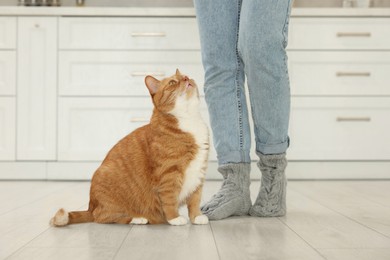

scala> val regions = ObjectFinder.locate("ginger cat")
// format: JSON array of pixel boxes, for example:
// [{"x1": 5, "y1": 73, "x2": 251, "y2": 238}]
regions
[{"x1": 50, "y1": 70, "x2": 209, "y2": 226}]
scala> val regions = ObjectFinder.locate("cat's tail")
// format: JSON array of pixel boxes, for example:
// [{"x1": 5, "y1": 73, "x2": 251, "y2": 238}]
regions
[{"x1": 50, "y1": 208, "x2": 94, "y2": 227}]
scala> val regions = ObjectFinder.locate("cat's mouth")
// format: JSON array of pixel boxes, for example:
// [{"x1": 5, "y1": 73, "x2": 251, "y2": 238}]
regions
[
  {"x1": 179, "y1": 76, "x2": 197, "y2": 97},
  {"x1": 184, "y1": 78, "x2": 197, "y2": 89},
  {"x1": 185, "y1": 81, "x2": 192, "y2": 89}
]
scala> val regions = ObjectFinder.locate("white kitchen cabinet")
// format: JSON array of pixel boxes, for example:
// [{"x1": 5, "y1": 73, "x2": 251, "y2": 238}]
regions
[
  {"x1": 0, "y1": 17, "x2": 16, "y2": 161},
  {"x1": 0, "y1": 17, "x2": 16, "y2": 49},
  {"x1": 288, "y1": 18, "x2": 390, "y2": 50},
  {"x1": 287, "y1": 17, "x2": 390, "y2": 170},
  {"x1": 0, "y1": 51, "x2": 16, "y2": 96},
  {"x1": 289, "y1": 97, "x2": 390, "y2": 160},
  {"x1": 59, "y1": 17, "x2": 200, "y2": 50},
  {"x1": 0, "y1": 97, "x2": 15, "y2": 160},
  {"x1": 17, "y1": 17, "x2": 57, "y2": 160},
  {"x1": 1, "y1": 11, "x2": 390, "y2": 180},
  {"x1": 58, "y1": 97, "x2": 153, "y2": 161},
  {"x1": 58, "y1": 51, "x2": 204, "y2": 97},
  {"x1": 289, "y1": 51, "x2": 390, "y2": 96},
  {"x1": 57, "y1": 16, "x2": 210, "y2": 163}
]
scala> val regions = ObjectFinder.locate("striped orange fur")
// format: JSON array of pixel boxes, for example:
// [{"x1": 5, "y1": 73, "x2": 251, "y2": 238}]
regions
[{"x1": 50, "y1": 70, "x2": 209, "y2": 226}]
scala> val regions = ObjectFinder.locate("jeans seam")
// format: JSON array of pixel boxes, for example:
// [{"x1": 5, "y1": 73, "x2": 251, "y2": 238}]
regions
[
  {"x1": 235, "y1": 0, "x2": 243, "y2": 152},
  {"x1": 282, "y1": 0, "x2": 292, "y2": 77},
  {"x1": 283, "y1": 0, "x2": 292, "y2": 151}
]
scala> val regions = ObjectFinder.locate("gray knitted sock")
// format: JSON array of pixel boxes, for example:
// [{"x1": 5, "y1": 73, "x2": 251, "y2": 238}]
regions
[
  {"x1": 201, "y1": 163, "x2": 252, "y2": 220},
  {"x1": 250, "y1": 153, "x2": 287, "y2": 217}
]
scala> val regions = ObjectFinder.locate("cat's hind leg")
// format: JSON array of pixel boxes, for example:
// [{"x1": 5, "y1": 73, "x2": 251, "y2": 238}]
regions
[
  {"x1": 94, "y1": 213, "x2": 132, "y2": 224},
  {"x1": 130, "y1": 217, "x2": 149, "y2": 225},
  {"x1": 92, "y1": 206, "x2": 132, "y2": 224}
]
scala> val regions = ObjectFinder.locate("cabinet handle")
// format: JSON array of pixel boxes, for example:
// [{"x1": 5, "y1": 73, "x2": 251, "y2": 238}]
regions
[
  {"x1": 336, "y1": 117, "x2": 371, "y2": 122},
  {"x1": 131, "y1": 72, "x2": 166, "y2": 77},
  {"x1": 336, "y1": 32, "x2": 371, "y2": 37},
  {"x1": 130, "y1": 117, "x2": 150, "y2": 123},
  {"x1": 131, "y1": 32, "x2": 166, "y2": 37},
  {"x1": 336, "y1": 72, "x2": 371, "y2": 77}
]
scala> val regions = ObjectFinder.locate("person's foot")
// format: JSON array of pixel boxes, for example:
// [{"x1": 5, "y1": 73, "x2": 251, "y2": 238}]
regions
[
  {"x1": 249, "y1": 153, "x2": 287, "y2": 217},
  {"x1": 201, "y1": 163, "x2": 252, "y2": 220}
]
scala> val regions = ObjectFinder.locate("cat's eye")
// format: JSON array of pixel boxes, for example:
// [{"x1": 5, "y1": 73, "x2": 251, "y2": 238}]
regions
[{"x1": 168, "y1": 80, "x2": 177, "y2": 86}]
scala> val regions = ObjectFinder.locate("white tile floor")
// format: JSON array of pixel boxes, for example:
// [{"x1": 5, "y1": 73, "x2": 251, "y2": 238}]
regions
[{"x1": 1, "y1": 180, "x2": 390, "y2": 260}]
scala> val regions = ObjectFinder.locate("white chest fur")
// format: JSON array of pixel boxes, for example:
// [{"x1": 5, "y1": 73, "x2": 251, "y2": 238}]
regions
[
  {"x1": 170, "y1": 94, "x2": 209, "y2": 202},
  {"x1": 178, "y1": 116, "x2": 209, "y2": 202}
]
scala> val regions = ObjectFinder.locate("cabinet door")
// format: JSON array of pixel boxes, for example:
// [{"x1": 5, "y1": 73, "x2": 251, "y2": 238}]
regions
[
  {"x1": 17, "y1": 17, "x2": 57, "y2": 160},
  {"x1": 0, "y1": 97, "x2": 15, "y2": 160},
  {"x1": 289, "y1": 97, "x2": 390, "y2": 160},
  {"x1": 288, "y1": 51, "x2": 390, "y2": 96},
  {"x1": 59, "y1": 17, "x2": 200, "y2": 50},
  {"x1": 0, "y1": 17, "x2": 16, "y2": 49},
  {"x1": 288, "y1": 18, "x2": 390, "y2": 50},
  {"x1": 59, "y1": 51, "x2": 204, "y2": 97},
  {"x1": 58, "y1": 97, "x2": 153, "y2": 161},
  {"x1": 0, "y1": 51, "x2": 16, "y2": 95}
]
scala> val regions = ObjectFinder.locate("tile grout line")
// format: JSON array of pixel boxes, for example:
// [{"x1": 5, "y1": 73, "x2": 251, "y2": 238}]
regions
[
  {"x1": 276, "y1": 217, "x2": 328, "y2": 260},
  {"x1": 4, "y1": 201, "x2": 90, "y2": 259},
  {"x1": 288, "y1": 185, "x2": 390, "y2": 240},
  {"x1": 112, "y1": 224, "x2": 134, "y2": 260},
  {"x1": 4, "y1": 225, "x2": 52, "y2": 260},
  {"x1": 362, "y1": 196, "x2": 390, "y2": 210},
  {"x1": 320, "y1": 182, "x2": 390, "y2": 210},
  {"x1": 351, "y1": 186, "x2": 390, "y2": 210},
  {"x1": 0, "y1": 182, "x2": 82, "y2": 219},
  {"x1": 209, "y1": 222, "x2": 222, "y2": 260}
]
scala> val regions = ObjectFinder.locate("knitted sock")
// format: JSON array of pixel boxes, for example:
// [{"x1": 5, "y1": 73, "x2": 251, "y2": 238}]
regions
[
  {"x1": 201, "y1": 163, "x2": 252, "y2": 220},
  {"x1": 250, "y1": 153, "x2": 287, "y2": 217}
]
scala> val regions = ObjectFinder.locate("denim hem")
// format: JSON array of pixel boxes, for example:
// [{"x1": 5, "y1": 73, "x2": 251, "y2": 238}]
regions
[
  {"x1": 256, "y1": 138, "x2": 289, "y2": 156},
  {"x1": 217, "y1": 150, "x2": 251, "y2": 166}
]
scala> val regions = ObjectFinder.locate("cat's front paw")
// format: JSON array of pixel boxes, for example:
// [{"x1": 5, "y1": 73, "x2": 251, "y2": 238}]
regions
[
  {"x1": 193, "y1": 215, "x2": 209, "y2": 225},
  {"x1": 168, "y1": 216, "x2": 188, "y2": 226}
]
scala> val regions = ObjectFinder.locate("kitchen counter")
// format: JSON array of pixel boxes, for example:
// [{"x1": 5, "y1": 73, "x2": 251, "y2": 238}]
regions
[{"x1": 0, "y1": 6, "x2": 390, "y2": 17}]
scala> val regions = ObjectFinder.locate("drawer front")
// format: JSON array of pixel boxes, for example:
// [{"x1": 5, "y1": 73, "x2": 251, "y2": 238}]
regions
[
  {"x1": 59, "y1": 51, "x2": 204, "y2": 96},
  {"x1": 0, "y1": 97, "x2": 15, "y2": 160},
  {"x1": 59, "y1": 98, "x2": 154, "y2": 161},
  {"x1": 288, "y1": 18, "x2": 390, "y2": 50},
  {"x1": 0, "y1": 17, "x2": 16, "y2": 49},
  {"x1": 0, "y1": 51, "x2": 16, "y2": 95},
  {"x1": 59, "y1": 17, "x2": 200, "y2": 50},
  {"x1": 288, "y1": 97, "x2": 390, "y2": 160},
  {"x1": 289, "y1": 51, "x2": 390, "y2": 96},
  {"x1": 58, "y1": 98, "x2": 214, "y2": 161}
]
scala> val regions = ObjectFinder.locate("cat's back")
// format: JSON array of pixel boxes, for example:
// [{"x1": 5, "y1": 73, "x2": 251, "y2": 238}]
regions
[{"x1": 104, "y1": 124, "x2": 151, "y2": 160}]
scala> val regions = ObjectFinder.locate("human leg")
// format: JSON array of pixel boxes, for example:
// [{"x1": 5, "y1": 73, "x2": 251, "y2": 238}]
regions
[
  {"x1": 238, "y1": 0, "x2": 292, "y2": 216},
  {"x1": 194, "y1": 0, "x2": 252, "y2": 220}
]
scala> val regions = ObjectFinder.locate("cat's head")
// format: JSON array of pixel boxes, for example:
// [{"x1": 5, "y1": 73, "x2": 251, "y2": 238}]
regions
[{"x1": 144, "y1": 69, "x2": 200, "y2": 115}]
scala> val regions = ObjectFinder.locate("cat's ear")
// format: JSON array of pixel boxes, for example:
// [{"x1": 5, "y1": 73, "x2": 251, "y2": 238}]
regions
[
  {"x1": 176, "y1": 69, "x2": 181, "y2": 76},
  {"x1": 145, "y1": 76, "x2": 160, "y2": 96}
]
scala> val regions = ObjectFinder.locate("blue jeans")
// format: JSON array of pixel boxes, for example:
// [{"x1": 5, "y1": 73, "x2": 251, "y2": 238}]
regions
[{"x1": 194, "y1": 0, "x2": 292, "y2": 166}]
